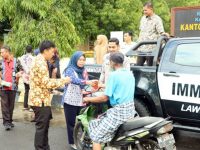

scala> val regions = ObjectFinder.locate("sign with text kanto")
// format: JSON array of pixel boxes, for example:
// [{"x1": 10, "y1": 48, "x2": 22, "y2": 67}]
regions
[{"x1": 171, "y1": 6, "x2": 200, "y2": 37}]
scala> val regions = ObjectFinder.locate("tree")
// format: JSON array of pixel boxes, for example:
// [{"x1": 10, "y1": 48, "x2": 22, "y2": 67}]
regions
[
  {"x1": 166, "y1": 0, "x2": 200, "y2": 9},
  {"x1": 0, "y1": 0, "x2": 79, "y2": 57},
  {"x1": 70, "y1": 0, "x2": 143, "y2": 42},
  {"x1": 1, "y1": 0, "x2": 200, "y2": 56},
  {"x1": 153, "y1": 0, "x2": 170, "y2": 32}
]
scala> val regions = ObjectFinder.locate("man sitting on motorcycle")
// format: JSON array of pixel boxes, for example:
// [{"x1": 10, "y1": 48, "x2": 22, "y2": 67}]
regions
[{"x1": 83, "y1": 52, "x2": 136, "y2": 150}]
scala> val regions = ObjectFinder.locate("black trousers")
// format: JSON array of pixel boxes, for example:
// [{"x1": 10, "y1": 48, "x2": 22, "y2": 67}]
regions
[
  {"x1": 64, "y1": 103, "x2": 82, "y2": 144},
  {"x1": 0, "y1": 90, "x2": 16, "y2": 125},
  {"x1": 32, "y1": 106, "x2": 52, "y2": 150},
  {"x1": 136, "y1": 56, "x2": 154, "y2": 66},
  {"x1": 24, "y1": 83, "x2": 30, "y2": 108}
]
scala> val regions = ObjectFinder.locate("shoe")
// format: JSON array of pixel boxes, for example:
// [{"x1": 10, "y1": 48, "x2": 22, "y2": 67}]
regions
[
  {"x1": 22, "y1": 108, "x2": 29, "y2": 111},
  {"x1": 30, "y1": 119, "x2": 36, "y2": 122},
  {"x1": 9, "y1": 123, "x2": 14, "y2": 128},
  {"x1": 70, "y1": 144, "x2": 77, "y2": 150},
  {"x1": 4, "y1": 124, "x2": 11, "y2": 131},
  {"x1": 29, "y1": 108, "x2": 33, "y2": 112}
]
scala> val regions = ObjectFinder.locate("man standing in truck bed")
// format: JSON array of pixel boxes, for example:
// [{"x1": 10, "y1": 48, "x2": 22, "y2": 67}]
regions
[{"x1": 137, "y1": 1, "x2": 165, "y2": 66}]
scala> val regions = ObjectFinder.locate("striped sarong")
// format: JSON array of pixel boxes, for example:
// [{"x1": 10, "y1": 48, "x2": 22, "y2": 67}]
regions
[{"x1": 88, "y1": 101, "x2": 136, "y2": 143}]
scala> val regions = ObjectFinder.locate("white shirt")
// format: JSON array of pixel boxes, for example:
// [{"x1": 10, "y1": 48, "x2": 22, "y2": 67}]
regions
[
  {"x1": 19, "y1": 53, "x2": 34, "y2": 84},
  {"x1": 120, "y1": 42, "x2": 137, "y2": 55},
  {"x1": 99, "y1": 53, "x2": 130, "y2": 85}
]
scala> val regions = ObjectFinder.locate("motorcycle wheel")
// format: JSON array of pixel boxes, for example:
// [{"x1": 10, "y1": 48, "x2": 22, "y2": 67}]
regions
[
  {"x1": 140, "y1": 139, "x2": 163, "y2": 150},
  {"x1": 74, "y1": 121, "x2": 92, "y2": 150}
]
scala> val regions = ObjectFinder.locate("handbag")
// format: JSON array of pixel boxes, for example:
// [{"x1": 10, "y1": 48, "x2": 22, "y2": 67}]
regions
[{"x1": 63, "y1": 83, "x2": 84, "y2": 106}]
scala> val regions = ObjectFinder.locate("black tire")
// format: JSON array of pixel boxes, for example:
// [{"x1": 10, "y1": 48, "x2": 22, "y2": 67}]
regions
[
  {"x1": 140, "y1": 139, "x2": 176, "y2": 150},
  {"x1": 135, "y1": 98, "x2": 151, "y2": 117},
  {"x1": 140, "y1": 139, "x2": 163, "y2": 150},
  {"x1": 74, "y1": 121, "x2": 92, "y2": 150}
]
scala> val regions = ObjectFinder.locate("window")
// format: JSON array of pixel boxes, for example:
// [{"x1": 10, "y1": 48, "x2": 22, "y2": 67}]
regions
[{"x1": 175, "y1": 43, "x2": 200, "y2": 66}]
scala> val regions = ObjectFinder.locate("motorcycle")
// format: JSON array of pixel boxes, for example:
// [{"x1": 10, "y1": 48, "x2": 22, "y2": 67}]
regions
[{"x1": 74, "y1": 103, "x2": 176, "y2": 150}]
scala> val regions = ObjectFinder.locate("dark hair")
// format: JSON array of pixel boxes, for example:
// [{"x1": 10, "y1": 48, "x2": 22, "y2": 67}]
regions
[
  {"x1": 1, "y1": 45, "x2": 11, "y2": 52},
  {"x1": 26, "y1": 45, "x2": 32, "y2": 53},
  {"x1": 39, "y1": 40, "x2": 55, "y2": 53},
  {"x1": 110, "y1": 52, "x2": 124, "y2": 64},
  {"x1": 124, "y1": 31, "x2": 133, "y2": 37},
  {"x1": 144, "y1": 1, "x2": 153, "y2": 8},
  {"x1": 109, "y1": 38, "x2": 119, "y2": 46},
  {"x1": 52, "y1": 48, "x2": 60, "y2": 60}
]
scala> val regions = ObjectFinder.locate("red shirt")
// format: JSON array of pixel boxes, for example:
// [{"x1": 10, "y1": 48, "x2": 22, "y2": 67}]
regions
[{"x1": 4, "y1": 58, "x2": 14, "y2": 90}]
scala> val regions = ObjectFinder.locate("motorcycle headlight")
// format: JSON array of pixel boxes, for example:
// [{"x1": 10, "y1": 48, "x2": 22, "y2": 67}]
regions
[{"x1": 157, "y1": 123, "x2": 173, "y2": 135}]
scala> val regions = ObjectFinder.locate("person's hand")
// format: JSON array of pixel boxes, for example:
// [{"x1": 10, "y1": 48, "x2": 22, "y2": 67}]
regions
[
  {"x1": 82, "y1": 90, "x2": 91, "y2": 95},
  {"x1": 64, "y1": 76, "x2": 71, "y2": 84},
  {"x1": 87, "y1": 80, "x2": 99, "y2": 86},
  {"x1": 83, "y1": 97, "x2": 90, "y2": 104},
  {"x1": 86, "y1": 80, "x2": 94, "y2": 86},
  {"x1": 162, "y1": 32, "x2": 170, "y2": 37},
  {"x1": 16, "y1": 71, "x2": 23, "y2": 78},
  {"x1": 98, "y1": 83, "x2": 105, "y2": 88},
  {"x1": 91, "y1": 80, "x2": 99, "y2": 89}
]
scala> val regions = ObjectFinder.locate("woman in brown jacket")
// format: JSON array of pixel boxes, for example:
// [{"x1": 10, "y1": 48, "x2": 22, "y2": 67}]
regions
[{"x1": 94, "y1": 35, "x2": 108, "y2": 64}]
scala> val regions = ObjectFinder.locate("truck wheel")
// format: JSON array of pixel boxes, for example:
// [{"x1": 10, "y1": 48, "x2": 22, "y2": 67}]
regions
[{"x1": 135, "y1": 98, "x2": 151, "y2": 116}]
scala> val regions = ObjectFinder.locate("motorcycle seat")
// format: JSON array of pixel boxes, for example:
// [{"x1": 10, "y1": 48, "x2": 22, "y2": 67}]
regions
[{"x1": 120, "y1": 117, "x2": 164, "y2": 131}]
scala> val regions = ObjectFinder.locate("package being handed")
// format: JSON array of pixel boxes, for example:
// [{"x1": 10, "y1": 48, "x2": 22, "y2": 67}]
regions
[{"x1": 0, "y1": 80, "x2": 12, "y2": 87}]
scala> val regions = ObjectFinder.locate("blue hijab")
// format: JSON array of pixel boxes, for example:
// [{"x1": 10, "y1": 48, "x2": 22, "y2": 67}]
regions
[{"x1": 64, "y1": 51, "x2": 85, "y2": 79}]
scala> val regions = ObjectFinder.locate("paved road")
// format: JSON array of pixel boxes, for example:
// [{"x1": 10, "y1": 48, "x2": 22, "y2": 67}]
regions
[
  {"x1": 0, "y1": 103, "x2": 70, "y2": 150},
  {"x1": 0, "y1": 120, "x2": 70, "y2": 150},
  {"x1": 174, "y1": 130, "x2": 200, "y2": 150},
  {"x1": 1, "y1": 121, "x2": 200, "y2": 150},
  {"x1": 0, "y1": 103, "x2": 200, "y2": 150}
]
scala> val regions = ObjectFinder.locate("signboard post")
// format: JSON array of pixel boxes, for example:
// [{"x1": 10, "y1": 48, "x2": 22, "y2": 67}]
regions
[{"x1": 171, "y1": 6, "x2": 200, "y2": 37}]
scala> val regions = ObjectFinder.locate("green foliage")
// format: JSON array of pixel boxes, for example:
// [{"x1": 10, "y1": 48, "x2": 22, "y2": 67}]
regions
[
  {"x1": 153, "y1": 0, "x2": 170, "y2": 32},
  {"x1": 0, "y1": 0, "x2": 4, "y2": 21},
  {"x1": 70, "y1": 0, "x2": 143, "y2": 42},
  {"x1": 166, "y1": 0, "x2": 200, "y2": 9},
  {"x1": 1, "y1": 0, "x2": 79, "y2": 57},
  {"x1": 2, "y1": 0, "x2": 200, "y2": 57}
]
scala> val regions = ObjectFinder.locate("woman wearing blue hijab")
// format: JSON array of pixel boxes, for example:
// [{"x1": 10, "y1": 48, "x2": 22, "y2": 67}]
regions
[{"x1": 62, "y1": 51, "x2": 93, "y2": 149}]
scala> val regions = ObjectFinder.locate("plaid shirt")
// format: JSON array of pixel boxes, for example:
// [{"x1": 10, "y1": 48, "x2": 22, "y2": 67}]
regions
[
  {"x1": 138, "y1": 14, "x2": 164, "y2": 52},
  {"x1": 29, "y1": 54, "x2": 66, "y2": 107},
  {"x1": 89, "y1": 102, "x2": 135, "y2": 143}
]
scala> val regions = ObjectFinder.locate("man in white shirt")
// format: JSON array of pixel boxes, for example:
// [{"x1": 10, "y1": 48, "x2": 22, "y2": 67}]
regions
[
  {"x1": 121, "y1": 31, "x2": 137, "y2": 55},
  {"x1": 19, "y1": 45, "x2": 34, "y2": 110}
]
